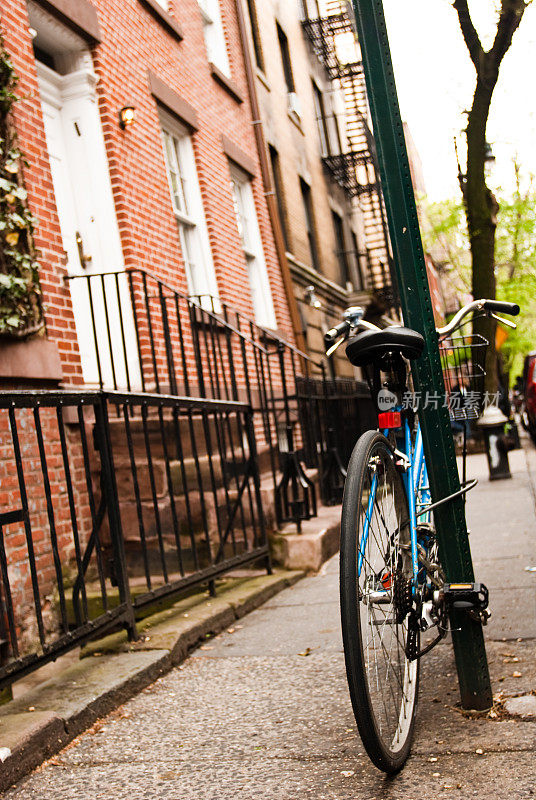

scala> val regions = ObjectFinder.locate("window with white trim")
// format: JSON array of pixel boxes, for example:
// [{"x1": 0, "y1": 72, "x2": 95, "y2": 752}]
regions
[
  {"x1": 198, "y1": 0, "x2": 230, "y2": 77},
  {"x1": 230, "y1": 165, "x2": 276, "y2": 328},
  {"x1": 160, "y1": 112, "x2": 220, "y2": 306}
]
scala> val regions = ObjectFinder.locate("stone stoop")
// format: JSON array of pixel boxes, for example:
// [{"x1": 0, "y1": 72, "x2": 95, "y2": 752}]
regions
[
  {"x1": 96, "y1": 406, "x2": 330, "y2": 576},
  {"x1": 269, "y1": 504, "x2": 341, "y2": 572}
]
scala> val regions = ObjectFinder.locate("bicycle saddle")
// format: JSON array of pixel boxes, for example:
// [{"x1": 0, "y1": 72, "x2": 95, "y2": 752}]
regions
[{"x1": 346, "y1": 326, "x2": 425, "y2": 367}]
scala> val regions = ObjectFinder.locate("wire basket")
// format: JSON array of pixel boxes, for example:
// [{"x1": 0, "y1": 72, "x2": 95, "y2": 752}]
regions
[{"x1": 439, "y1": 333, "x2": 488, "y2": 421}]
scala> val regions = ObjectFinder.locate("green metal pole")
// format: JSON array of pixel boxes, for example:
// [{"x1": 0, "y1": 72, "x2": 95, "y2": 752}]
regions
[{"x1": 352, "y1": 0, "x2": 492, "y2": 710}]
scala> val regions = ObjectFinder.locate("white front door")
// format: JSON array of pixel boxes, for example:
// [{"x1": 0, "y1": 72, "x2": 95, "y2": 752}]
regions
[{"x1": 37, "y1": 61, "x2": 141, "y2": 389}]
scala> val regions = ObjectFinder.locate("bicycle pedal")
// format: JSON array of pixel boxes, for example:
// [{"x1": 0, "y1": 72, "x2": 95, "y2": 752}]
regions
[{"x1": 442, "y1": 582, "x2": 489, "y2": 612}]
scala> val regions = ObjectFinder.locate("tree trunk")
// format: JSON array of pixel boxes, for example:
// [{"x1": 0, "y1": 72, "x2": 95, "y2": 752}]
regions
[
  {"x1": 453, "y1": 0, "x2": 527, "y2": 396},
  {"x1": 464, "y1": 79, "x2": 498, "y2": 393}
]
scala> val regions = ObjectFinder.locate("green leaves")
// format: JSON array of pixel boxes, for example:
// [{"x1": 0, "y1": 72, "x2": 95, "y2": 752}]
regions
[
  {"x1": 422, "y1": 182, "x2": 536, "y2": 379},
  {"x1": 0, "y1": 34, "x2": 43, "y2": 339}
]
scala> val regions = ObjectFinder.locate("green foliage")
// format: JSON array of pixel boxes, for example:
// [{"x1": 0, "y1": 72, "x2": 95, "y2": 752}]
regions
[
  {"x1": 0, "y1": 35, "x2": 43, "y2": 338},
  {"x1": 421, "y1": 180, "x2": 536, "y2": 381},
  {"x1": 422, "y1": 197, "x2": 471, "y2": 295}
]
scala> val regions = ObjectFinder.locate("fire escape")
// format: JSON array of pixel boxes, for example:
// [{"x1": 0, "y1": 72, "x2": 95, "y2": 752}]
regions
[{"x1": 301, "y1": 3, "x2": 397, "y2": 311}]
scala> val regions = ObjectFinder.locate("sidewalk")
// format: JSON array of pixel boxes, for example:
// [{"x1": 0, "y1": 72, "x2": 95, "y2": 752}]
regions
[{"x1": 3, "y1": 440, "x2": 536, "y2": 798}]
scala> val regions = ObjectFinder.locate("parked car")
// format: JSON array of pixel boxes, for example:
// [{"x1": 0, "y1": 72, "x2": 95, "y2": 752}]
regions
[{"x1": 520, "y1": 351, "x2": 536, "y2": 440}]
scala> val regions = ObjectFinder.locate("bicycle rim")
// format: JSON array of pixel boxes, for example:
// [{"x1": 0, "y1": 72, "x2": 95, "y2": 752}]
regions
[{"x1": 340, "y1": 430, "x2": 418, "y2": 773}]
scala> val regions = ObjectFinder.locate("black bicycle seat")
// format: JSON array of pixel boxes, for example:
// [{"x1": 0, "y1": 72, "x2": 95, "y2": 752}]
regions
[{"x1": 346, "y1": 326, "x2": 425, "y2": 367}]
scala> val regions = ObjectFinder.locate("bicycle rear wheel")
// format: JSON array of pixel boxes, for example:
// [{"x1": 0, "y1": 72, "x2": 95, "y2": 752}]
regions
[{"x1": 340, "y1": 430, "x2": 418, "y2": 773}]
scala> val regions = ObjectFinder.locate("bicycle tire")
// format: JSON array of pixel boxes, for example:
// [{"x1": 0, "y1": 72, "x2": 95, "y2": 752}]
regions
[{"x1": 340, "y1": 429, "x2": 419, "y2": 773}]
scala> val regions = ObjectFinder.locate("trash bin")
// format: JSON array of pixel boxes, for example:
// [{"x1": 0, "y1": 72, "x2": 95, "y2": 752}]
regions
[{"x1": 477, "y1": 405, "x2": 512, "y2": 481}]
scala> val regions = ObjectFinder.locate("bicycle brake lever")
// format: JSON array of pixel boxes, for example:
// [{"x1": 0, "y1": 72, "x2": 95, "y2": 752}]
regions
[
  {"x1": 326, "y1": 337, "x2": 346, "y2": 357},
  {"x1": 490, "y1": 312, "x2": 517, "y2": 329}
]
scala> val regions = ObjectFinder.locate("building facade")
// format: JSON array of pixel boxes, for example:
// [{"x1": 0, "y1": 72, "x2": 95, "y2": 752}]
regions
[
  {"x1": 0, "y1": 0, "x2": 385, "y2": 686},
  {"x1": 240, "y1": 0, "x2": 396, "y2": 369},
  {"x1": 1, "y1": 0, "x2": 296, "y2": 390}
]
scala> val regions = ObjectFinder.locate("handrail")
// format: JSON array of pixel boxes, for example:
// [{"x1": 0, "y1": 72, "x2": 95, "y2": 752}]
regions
[
  {"x1": 65, "y1": 268, "x2": 271, "y2": 356},
  {"x1": 189, "y1": 292, "x2": 323, "y2": 368}
]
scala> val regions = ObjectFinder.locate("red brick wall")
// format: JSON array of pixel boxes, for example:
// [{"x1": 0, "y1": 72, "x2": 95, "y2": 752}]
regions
[{"x1": 1, "y1": 0, "x2": 295, "y2": 387}]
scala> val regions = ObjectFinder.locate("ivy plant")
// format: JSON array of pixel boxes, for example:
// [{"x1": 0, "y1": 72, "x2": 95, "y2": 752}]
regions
[{"x1": 0, "y1": 35, "x2": 43, "y2": 338}]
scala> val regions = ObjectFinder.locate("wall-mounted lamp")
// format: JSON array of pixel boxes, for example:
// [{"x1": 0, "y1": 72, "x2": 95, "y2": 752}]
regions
[
  {"x1": 119, "y1": 104, "x2": 136, "y2": 130},
  {"x1": 304, "y1": 285, "x2": 322, "y2": 309}
]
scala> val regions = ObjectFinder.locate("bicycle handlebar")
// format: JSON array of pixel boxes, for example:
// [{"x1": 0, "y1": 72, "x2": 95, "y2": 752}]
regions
[
  {"x1": 436, "y1": 298, "x2": 519, "y2": 337},
  {"x1": 482, "y1": 300, "x2": 520, "y2": 316},
  {"x1": 324, "y1": 320, "x2": 351, "y2": 348},
  {"x1": 325, "y1": 298, "x2": 521, "y2": 355}
]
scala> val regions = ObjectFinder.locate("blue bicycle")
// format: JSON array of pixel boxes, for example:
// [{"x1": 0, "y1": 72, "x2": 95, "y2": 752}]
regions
[{"x1": 324, "y1": 298, "x2": 520, "y2": 773}]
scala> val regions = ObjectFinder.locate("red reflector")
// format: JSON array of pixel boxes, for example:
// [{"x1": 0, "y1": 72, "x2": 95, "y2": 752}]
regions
[
  {"x1": 378, "y1": 411, "x2": 401, "y2": 429},
  {"x1": 381, "y1": 572, "x2": 392, "y2": 589}
]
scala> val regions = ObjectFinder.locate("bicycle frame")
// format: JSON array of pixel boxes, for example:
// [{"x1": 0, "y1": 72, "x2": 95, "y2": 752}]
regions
[{"x1": 358, "y1": 418, "x2": 431, "y2": 586}]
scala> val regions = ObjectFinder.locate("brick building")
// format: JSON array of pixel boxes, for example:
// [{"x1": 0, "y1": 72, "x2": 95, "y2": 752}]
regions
[
  {"x1": 239, "y1": 0, "x2": 396, "y2": 368},
  {"x1": 0, "y1": 0, "x2": 304, "y2": 678},
  {"x1": 0, "y1": 0, "x2": 297, "y2": 391},
  {"x1": 0, "y1": 0, "x2": 380, "y2": 688}
]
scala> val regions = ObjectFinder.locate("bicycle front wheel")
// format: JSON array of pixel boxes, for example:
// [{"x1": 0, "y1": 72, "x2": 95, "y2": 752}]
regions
[{"x1": 340, "y1": 430, "x2": 418, "y2": 773}]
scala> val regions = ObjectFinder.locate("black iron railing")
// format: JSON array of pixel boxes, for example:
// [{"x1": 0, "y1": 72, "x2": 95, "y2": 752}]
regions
[
  {"x1": 105, "y1": 392, "x2": 269, "y2": 611},
  {"x1": 65, "y1": 269, "x2": 324, "y2": 530},
  {"x1": 0, "y1": 391, "x2": 135, "y2": 689},
  {"x1": 0, "y1": 389, "x2": 269, "y2": 690},
  {"x1": 297, "y1": 374, "x2": 376, "y2": 505}
]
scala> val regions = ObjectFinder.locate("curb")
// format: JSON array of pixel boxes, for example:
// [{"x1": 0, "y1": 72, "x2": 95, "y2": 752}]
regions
[{"x1": 0, "y1": 569, "x2": 304, "y2": 792}]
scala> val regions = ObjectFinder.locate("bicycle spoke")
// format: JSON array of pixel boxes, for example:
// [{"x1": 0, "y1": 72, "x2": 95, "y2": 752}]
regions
[{"x1": 357, "y1": 441, "x2": 415, "y2": 751}]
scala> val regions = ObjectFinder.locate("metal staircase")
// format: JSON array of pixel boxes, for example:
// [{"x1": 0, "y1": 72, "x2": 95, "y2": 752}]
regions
[{"x1": 301, "y1": 1, "x2": 397, "y2": 310}]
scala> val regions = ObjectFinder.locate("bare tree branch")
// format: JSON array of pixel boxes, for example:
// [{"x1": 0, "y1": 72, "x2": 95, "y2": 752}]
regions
[
  {"x1": 452, "y1": 0, "x2": 484, "y2": 72},
  {"x1": 489, "y1": 0, "x2": 526, "y2": 70}
]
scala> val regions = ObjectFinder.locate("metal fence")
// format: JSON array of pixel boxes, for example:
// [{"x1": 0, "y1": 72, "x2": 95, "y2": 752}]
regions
[
  {"x1": 0, "y1": 391, "x2": 135, "y2": 689},
  {"x1": 0, "y1": 390, "x2": 268, "y2": 691},
  {"x1": 297, "y1": 375, "x2": 377, "y2": 505},
  {"x1": 65, "y1": 268, "x2": 337, "y2": 530},
  {"x1": 105, "y1": 392, "x2": 269, "y2": 612}
]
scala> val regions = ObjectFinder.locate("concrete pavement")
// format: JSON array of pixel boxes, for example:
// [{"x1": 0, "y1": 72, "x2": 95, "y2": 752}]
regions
[{"x1": 4, "y1": 441, "x2": 536, "y2": 799}]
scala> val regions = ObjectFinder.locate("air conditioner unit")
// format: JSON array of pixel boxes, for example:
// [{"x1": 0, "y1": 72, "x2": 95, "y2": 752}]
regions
[{"x1": 287, "y1": 92, "x2": 301, "y2": 118}]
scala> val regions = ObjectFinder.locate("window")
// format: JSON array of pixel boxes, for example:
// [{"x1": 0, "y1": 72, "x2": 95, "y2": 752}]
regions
[
  {"x1": 312, "y1": 82, "x2": 330, "y2": 157},
  {"x1": 351, "y1": 230, "x2": 364, "y2": 291},
  {"x1": 276, "y1": 23, "x2": 294, "y2": 93},
  {"x1": 160, "y1": 114, "x2": 220, "y2": 305},
  {"x1": 246, "y1": 0, "x2": 264, "y2": 72},
  {"x1": 269, "y1": 145, "x2": 289, "y2": 249},
  {"x1": 332, "y1": 211, "x2": 351, "y2": 288},
  {"x1": 300, "y1": 179, "x2": 320, "y2": 272},
  {"x1": 230, "y1": 165, "x2": 277, "y2": 328},
  {"x1": 198, "y1": 0, "x2": 230, "y2": 77}
]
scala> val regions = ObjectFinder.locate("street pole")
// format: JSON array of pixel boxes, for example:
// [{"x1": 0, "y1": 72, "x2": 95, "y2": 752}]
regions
[{"x1": 352, "y1": 0, "x2": 492, "y2": 710}]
